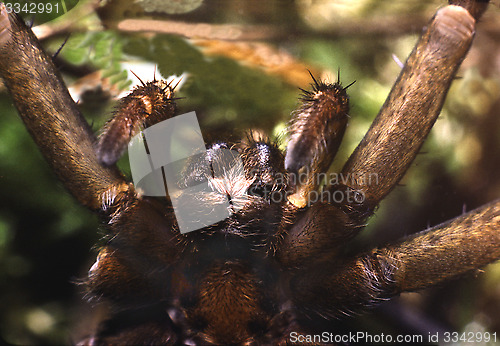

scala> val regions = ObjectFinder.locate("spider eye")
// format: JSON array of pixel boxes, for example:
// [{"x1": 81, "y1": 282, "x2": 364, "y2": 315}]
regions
[
  {"x1": 178, "y1": 142, "x2": 232, "y2": 188},
  {"x1": 240, "y1": 140, "x2": 287, "y2": 202}
]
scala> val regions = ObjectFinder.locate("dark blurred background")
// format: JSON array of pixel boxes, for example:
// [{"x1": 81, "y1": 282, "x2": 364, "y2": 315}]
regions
[{"x1": 0, "y1": 0, "x2": 499, "y2": 344}]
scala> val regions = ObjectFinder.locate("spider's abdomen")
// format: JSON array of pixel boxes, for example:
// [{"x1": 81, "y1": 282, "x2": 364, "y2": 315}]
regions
[{"x1": 189, "y1": 261, "x2": 269, "y2": 344}]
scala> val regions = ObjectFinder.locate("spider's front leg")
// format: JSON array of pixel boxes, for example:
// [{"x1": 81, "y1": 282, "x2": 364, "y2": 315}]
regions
[
  {"x1": 280, "y1": 4, "x2": 484, "y2": 269},
  {"x1": 284, "y1": 1, "x2": 500, "y2": 317},
  {"x1": 0, "y1": 5, "x2": 186, "y2": 342},
  {"x1": 0, "y1": 4, "x2": 128, "y2": 213},
  {"x1": 339, "y1": 4, "x2": 478, "y2": 211},
  {"x1": 280, "y1": 4, "x2": 478, "y2": 264}
]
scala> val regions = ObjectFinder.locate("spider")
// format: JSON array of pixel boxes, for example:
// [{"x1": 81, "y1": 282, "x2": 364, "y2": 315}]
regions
[{"x1": 0, "y1": 0, "x2": 499, "y2": 344}]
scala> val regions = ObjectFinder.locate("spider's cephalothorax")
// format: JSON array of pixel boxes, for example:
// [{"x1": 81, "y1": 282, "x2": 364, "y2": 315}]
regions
[{"x1": 0, "y1": 1, "x2": 499, "y2": 345}]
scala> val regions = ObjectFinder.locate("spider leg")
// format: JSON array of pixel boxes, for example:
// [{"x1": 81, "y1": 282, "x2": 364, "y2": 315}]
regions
[
  {"x1": 335, "y1": 5, "x2": 479, "y2": 213},
  {"x1": 87, "y1": 197, "x2": 182, "y2": 301},
  {"x1": 0, "y1": 12, "x2": 189, "y2": 339},
  {"x1": 0, "y1": 7, "x2": 128, "y2": 212},
  {"x1": 279, "y1": 4, "x2": 484, "y2": 268},
  {"x1": 289, "y1": 199, "x2": 500, "y2": 317}
]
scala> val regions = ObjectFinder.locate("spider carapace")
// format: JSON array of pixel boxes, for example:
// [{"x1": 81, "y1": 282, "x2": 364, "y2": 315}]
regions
[{"x1": 0, "y1": 1, "x2": 499, "y2": 345}]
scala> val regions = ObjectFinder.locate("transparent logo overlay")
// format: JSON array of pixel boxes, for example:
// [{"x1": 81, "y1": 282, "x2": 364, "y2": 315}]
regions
[
  {"x1": 129, "y1": 112, "x2": 246, "y2": 234},
  {"x1": 129, "y1": 112, "x2": 374, "y2": 234}
]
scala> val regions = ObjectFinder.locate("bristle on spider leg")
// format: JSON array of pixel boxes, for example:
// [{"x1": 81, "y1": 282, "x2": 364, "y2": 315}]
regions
[
  {"x1": 392, "y1": 53, "x2": 405, "y2": 69},
  {"x1": 307, "y1": 70, "x2": 319, "y2": 89},
  {"x1": 343, "y1": 80, "x2": 356, "y2": 90},
  {"x1": 52, "y1": 34, "x2": 70, "y2": 60},
  {"x1": 173, "y1": 77, "x2": 183, "y2": 91},
  {"x1": 130, "y1": 70, "x2": 146, "y2": 87}
]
